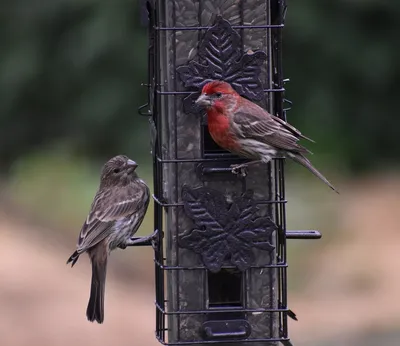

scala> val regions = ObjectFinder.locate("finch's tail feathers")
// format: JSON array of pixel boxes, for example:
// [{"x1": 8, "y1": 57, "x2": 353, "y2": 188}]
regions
[
  {"x1": 86, "y1": 252, "x2": 107, "y2": 324},
  {"x1": 301, "y1": 134, "x2": 315, "y2": 143},
  {"x1": 66, "y1": 250, "x2": 80, "y2": 267},
  {"x1": 289, "y1": 153, "x2": 339, "y2": 194}
]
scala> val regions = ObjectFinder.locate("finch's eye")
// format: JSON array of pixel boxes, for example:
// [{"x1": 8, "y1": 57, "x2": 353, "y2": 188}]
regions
[
  {"x1": 215, "y1": 92, "x2": 222, "y2": 98},
  {"x1": 113, "y1": 168, "x2": 121, "y2": 174}
]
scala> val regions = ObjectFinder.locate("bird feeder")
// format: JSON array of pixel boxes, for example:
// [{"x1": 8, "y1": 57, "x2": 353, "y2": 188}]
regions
[{"x1": 139, "y1": 1, "x2": 321, "y2": 345}]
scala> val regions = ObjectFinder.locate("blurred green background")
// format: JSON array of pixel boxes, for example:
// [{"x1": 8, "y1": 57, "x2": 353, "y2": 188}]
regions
[{"x1": 0, "y1": 1, "x2": 399, "y2": 346}]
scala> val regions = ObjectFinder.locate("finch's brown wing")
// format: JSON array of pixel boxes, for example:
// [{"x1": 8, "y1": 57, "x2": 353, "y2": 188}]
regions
[
  {"x1": 233, "y1": 102, "x2": 311, "y2": 154},
  {"x1": 269, "y1": 114, "x2": 315, "y2": 143},
  {"x1": 76, "y1": 183, "x2": 149, "y2": 253}
]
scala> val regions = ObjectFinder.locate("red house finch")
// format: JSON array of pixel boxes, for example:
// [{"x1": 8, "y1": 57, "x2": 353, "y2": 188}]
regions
[
  {"x1": 67, "y1": 155, "x2": 156, "y2": 323},
  {"x1": 195, "y1": 81, "x2": 338, "y2": 193}
]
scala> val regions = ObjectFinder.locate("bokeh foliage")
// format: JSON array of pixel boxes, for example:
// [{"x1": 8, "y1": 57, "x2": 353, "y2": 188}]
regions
[
  {"x1": 0, "y1": 0, "x2": 149, "y2": 169},
  {"x1": 284, "y1": 0, "x2": 399, "y2": 172},
  {"x1": 0, "y1": 0, "x2": 398, "y2": 173}
]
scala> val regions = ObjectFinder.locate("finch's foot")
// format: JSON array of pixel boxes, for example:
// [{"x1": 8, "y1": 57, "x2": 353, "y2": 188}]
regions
[
  {"x1": 230, "y1": 163, "x2": 248, "y2": 177},
  {"x1": 150, "y1": 229, "x2": 161, "y2": 250},
  {"x1": 119, "y1": 229, "x2": 160, "y2": 248},
  {"x1": 231, "y1": 160, "x2": 262, "y2": 177}
]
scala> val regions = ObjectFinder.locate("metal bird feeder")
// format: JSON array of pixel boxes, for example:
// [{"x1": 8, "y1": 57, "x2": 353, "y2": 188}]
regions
[{"x1": 139, "y1": 1, "x2": 321, "y2": 345}]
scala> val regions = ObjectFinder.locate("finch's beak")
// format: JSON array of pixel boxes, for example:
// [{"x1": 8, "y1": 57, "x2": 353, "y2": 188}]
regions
[
  {"x1": 126, "y1": 159, "x2": 138, "y2": 171},
  {"x1": 195, "y1": 94, "x2": 212, "y2": 107}
]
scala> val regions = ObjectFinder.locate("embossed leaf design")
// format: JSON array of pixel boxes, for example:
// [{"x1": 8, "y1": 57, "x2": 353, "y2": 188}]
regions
[
  {"x1": 197, "y1": 18, "x2": 241, "y2": 79},
  {"x1": 178, "y1": 61, "x2": 213, "y2": 89},
  {"x1": 176, "y1": 16, "x2": 267, "y2": 116},
  {"x1": 179, "y1": 186, "x2": 276, "y2": 272},
  {"x1": 225, "y1": 51, "x2": 267, "y2": 101},
  {"x1": 181, "y1": 185, "x2": 228, "y2": 233}
]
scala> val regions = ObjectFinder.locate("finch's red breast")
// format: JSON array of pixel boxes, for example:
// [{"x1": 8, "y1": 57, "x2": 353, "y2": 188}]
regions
[{"x1": 207, "y1": 108, "x2": 239, "y2": 151}]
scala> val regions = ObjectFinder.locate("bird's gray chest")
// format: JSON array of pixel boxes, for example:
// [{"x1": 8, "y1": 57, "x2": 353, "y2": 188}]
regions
[{"x1": 108, "y1": 214, "x2": 139, "y2": 250}]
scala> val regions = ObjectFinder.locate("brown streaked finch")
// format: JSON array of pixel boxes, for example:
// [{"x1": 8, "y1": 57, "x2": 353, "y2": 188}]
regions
[
  {"x1": 67, "y1": 155, "x2": 156, "y2": 323},
  {"x1": 195, "y1": 81, "x2": 338, "y2": 193}
]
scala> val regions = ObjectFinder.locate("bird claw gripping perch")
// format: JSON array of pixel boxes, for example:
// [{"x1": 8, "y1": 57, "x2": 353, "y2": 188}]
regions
[
  {"x1": 150, "y1": 229, "x2": 162, "y2": 250},
  {"x1": 119, "y1": 229, "x2": 160, "y2": 248},
  {"x1": 230, "y1": 163, "x2": 249, "y2": 177}
]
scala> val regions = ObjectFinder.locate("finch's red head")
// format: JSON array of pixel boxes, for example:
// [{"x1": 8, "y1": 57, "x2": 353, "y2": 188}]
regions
[{"x1": 195, "y1": 81, "x2": 238, "y2": 110}]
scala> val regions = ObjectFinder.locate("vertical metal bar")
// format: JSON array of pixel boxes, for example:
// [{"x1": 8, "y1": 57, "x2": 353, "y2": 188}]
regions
[
  {"x1": 272, "y1": 0, "x2": 288, "y2": 341},
  {"x1": 153, "y1": 0, "x2": 167, "y2": 342}
]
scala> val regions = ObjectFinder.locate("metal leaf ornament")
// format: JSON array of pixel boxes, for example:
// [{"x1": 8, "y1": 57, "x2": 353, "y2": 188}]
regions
[
  {"x1": 176, "y1": 15, "x2": 267, "y2": 117},
  {"x1": 179, "y1": 186, "x2": 276, "y2": 273}
]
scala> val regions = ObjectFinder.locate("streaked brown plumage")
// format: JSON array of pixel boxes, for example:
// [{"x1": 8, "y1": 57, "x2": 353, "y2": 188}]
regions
[
  {"x1": 195, "y1": 81, "x2": 338, "y2": 193},
  {"x1": 67, "y1": 155, "x2": 153, "y2": 323}
]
